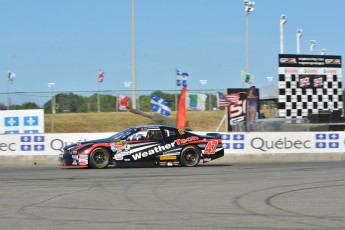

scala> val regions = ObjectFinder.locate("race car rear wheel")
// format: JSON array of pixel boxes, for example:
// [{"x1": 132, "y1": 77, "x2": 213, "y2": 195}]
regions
[
  {"x1": 180, "y1": 145, "x2": 201, "y2": 167},
  {"x1": 89, "y1": 147, "x2": 110, "y2": 169}
]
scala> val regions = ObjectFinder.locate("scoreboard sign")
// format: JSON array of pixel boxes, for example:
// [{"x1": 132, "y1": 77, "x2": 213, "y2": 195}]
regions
[{"x1": 278, "y1": 54, "x2": 342, "y2": 118}]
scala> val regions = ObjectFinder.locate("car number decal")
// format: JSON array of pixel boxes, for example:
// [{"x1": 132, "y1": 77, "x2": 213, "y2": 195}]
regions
[{"x1": 204, "y1": 140, "x2": 219, "y2": 154}]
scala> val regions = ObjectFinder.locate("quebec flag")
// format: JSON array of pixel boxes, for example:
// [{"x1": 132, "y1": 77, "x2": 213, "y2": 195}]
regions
[
  {"x1": 176, "y1": 69, "x2": 188, "y2": 86},
  {"x1": 0, "y1": 109, "x2": 44, "y2": 134},
  {"x1": 24, "y1": 116, "x2": 39, "y2": 126},
  {"x1": 4, "y1": 117, "x2": 19, "y2": 127},
  {"x1": 150, "y1": 94, "x2": 171, "y2": 116}
]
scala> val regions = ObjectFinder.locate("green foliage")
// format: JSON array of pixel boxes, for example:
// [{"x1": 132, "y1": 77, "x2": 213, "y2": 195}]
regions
[
  {"x1": 17, "y1": 102, "x2": 41, "y2": 110},
  {"x1": 22, "y1": 91, "x2": 218, "y2": 114},
  {"x1": 100, "y1": 94, "x2": 117, "y2": 112},
  {"x1": 0, "y1": 103, "x2": 7, "y2": 110},
  {"x1": 139, "y1": 95, "x2": 151, "y2": 111}
]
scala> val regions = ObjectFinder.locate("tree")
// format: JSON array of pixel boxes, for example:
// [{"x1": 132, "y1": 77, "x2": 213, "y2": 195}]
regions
[
  {"x1": 85, "y1": 93, "x2": 117, "y2": 112},
  {"x1": 139, "y1": 95, "x2": 151, "y2": 111},
  {"x1": 17, "y1": 102, "x2": 41, "y2": 110},
  {"x1": 44, "y1": 92, "x2": 87, "y2": 113}
]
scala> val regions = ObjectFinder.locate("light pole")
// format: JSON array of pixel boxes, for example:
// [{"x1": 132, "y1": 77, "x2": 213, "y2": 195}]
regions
[
  {"x1": 244, "y1": 0, "x2": 255, "y2": 87},
  {"x1": 297, "y1": 29, "x2": 303, "y2": 54},
  {"x1": 131, "y1": 0, "x2": 137, "y2": 109},
  {"x1": 7, "y1": 71, "x2": 15, "y2": 110},
  {"x1": 48, "y1": 82, "x2": 56, "y2": 133},
  {"x1": 310, "y1": 40, "x2": 316, "y2": 55},
  {"x1": 97, "y1": 83, "x2": 100, "y2": 113},
  {"x1": 200, "y1": 80, "x2": 211, "y2": 111},
  {"x1": 280, "y1": 14, "x2": 287, "y2": 54}
]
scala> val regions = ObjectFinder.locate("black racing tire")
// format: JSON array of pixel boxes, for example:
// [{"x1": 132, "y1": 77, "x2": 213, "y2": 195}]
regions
[
  {"x1": 180, "y1": 145, "x2": 201, "y2": 167},
  {"x1": 89, "y1": 147, "x2": 110, "y2": 169}
]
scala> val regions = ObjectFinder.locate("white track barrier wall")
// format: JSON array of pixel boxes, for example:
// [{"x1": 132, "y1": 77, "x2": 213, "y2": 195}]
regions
[{"x1": 0, "y1": 131, "x2": 344, "y2": 165}]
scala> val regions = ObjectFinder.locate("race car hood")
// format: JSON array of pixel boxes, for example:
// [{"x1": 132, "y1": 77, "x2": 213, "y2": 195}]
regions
[{"x1": 63, "y1": 137, "x2": 113, "y2": 151}]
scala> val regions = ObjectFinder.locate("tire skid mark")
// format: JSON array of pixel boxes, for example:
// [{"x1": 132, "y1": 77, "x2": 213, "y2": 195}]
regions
[
  {"x1": 233, "y1": 179, "x2": 345, "y2": 228},
  {"x1": 265, "y1": 183, "x2": 345, "y2": 222}
]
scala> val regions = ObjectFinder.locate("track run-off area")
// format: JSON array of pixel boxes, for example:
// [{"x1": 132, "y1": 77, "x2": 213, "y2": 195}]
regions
[{"x1": 1, "y1": 162, "x2": 345, "y2": 230}]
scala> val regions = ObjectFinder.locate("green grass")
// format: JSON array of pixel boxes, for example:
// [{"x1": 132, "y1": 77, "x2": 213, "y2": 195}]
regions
[{"x1": 44, "y1": 110, "x2": 227, "y2": 133}]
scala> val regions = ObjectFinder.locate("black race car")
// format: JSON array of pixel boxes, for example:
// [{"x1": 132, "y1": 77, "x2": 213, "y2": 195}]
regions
[{"x1": 59, "y1": 125, "x2": 224, "y2": 169}]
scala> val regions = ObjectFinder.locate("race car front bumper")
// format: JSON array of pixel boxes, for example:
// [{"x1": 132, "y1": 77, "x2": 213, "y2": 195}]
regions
[{"x1": 58, "y1": 153, "x2": 88, "y2": 168}]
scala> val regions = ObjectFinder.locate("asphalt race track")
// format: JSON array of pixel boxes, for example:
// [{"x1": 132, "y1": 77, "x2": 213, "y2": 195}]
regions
[{"x1": 1, "y1": 162, "x2": 345, "y2": 230}]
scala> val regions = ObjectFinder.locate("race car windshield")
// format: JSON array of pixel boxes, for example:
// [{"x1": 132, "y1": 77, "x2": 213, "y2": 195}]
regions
[{"x1": 108, "y1": 127, "x2": 138, "y2": 141}]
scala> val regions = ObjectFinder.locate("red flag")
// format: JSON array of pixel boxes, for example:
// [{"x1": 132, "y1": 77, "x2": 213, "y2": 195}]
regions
[
  {"x1": 176, "y1": 85, "x2": 187, "y2": 129},
  {"x1": 98, "y1": 69, "x2": 104, "y2": 82},
  {"x1": 118, "y1": 95, "x2": 130, "y2": 110}
]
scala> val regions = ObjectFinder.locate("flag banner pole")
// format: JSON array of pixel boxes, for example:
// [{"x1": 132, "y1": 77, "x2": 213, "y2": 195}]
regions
[
  {"x1": 176, "y1": 85, "x2": 187, "y2": 129},
  {"x1": 246, "y1": 86, "x2": 259, "y2": 131}
]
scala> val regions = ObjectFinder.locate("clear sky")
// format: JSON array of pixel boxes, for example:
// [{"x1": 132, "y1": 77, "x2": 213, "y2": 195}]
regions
[{"x1": 0, "y1": 0, "x2": 344, "y2": 106}]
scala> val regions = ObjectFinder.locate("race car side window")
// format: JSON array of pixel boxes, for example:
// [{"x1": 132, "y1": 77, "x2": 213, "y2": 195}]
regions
[
  {"x1": 146, "y1": 130, "x2": 163, "y2": 141},
  {"x1": 127, "y1": 131, "x2": 147, "y2": 140},
  {"x1": 163, "y1": 129, "x2": 177, "y2": 138}
]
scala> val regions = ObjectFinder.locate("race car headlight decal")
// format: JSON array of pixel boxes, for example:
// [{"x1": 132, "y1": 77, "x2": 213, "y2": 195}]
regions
[{"x1": 74, "y1": 145, "x2": 91, "y2": 154}]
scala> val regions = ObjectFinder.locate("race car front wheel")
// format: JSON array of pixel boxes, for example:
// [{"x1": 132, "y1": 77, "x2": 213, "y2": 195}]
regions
[
  {"x1": 180, "y1": 145, "x2": 201, "y2": 167},
  {"x1": 89, "y1": 147, "x2": 110, "y2": 169}
]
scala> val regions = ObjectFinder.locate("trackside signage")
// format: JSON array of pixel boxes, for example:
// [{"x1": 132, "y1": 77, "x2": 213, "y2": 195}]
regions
[
  {"x1": 0, "y1": 109, "x2": 44, "y2": 134},
  {"x1": 0, "y1": 133, "x2": 113, "y2": 155},
  {"x1": 0, "y1": 132, "x2": 343, "y2": 156},
  {"x1": 220, "y1": 132, "x2": 342, "y2": 154}
]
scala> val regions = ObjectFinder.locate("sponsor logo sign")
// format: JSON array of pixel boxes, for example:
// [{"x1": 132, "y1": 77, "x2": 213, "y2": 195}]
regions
[
  {"x1": 0, "y1": 109, "x2": 44, "y2": 134},
  {"x1": 0, "y1": 131, "x2": 344, "y2": 156},
  {"x1": 20, "y1": 135, "x2": 45, "y2": 152}
]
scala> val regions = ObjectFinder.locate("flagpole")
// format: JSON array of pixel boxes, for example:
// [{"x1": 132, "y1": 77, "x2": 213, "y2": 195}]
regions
[
  {"x1": 97, "y1": 82, "x2": 100, "y2": 112},
  {"x1": 225, "y1": 106, "x2": 229, "y2": 131},
  {"x1": 131, "y1": 0, "x2": 137, "y2": 109},
  {"x1": 175, "y1": 92, "x2": 177, "y2": 111},
  {"x1": 48, "y1": 82, "x2": 56, "y2": 133},
  {"x1": 7, "y1": 71, "x2": 14, "y2": 110},
  {"x1": 175, "y1": 75, "x2": 177, "y2": 111},
  {"x1": 7, "y1": 78, "x2": 10, "y2": 110},
  {"x1": 116, "y1": 94, "x2": 118, "y2": 112}
]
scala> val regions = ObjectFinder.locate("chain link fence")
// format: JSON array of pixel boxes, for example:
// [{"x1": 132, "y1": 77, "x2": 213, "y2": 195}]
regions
[{"x1": 231, "y1": 117, "x2": 329, "y2": 132}]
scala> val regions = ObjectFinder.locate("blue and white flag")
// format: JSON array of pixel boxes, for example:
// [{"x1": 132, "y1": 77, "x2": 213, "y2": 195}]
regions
[
  {"x1": 176, "y1": 69, "x2": 189, "y2": 86},
  {"x1": 5, "y1": 117, "x2": 19, "y2": 126},
  {"x1": 150, "y1": 94, "x2": 171, "y2": 116},
  {"x1": 24, "y1": 116, "x2": 39, "y2": 126}
]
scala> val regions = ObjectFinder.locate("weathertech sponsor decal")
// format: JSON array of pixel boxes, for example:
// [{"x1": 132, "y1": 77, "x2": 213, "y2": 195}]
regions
[
  {"x1": 174, "y1": 136, "x2": 199, "y2": 145},
  {"x1": 132, "y1": 142, "x2": 176, "y2": 160}
]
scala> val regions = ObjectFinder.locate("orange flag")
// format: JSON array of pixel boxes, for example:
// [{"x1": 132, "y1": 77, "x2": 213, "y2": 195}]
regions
[{"x1": 176, "y1": 85, "x2": 187, "y2": 129}]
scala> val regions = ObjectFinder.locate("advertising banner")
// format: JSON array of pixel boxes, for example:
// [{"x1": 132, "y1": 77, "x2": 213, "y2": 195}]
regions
[
  {"x1": 0, "y1": 133, "x2": 113, "y2": 156},
  {"x1": 0, "y1": 109, "x2": 44, "y2": 134},
  {"x1": 0, "y1": 131, "x2": 343, "y2": 156},
  {"x1": 226, "y1": 88, "x2": 259, "y2": 131},
  {"x1": 220, "y1": 131, "x2": 343, "y2": 154}
]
